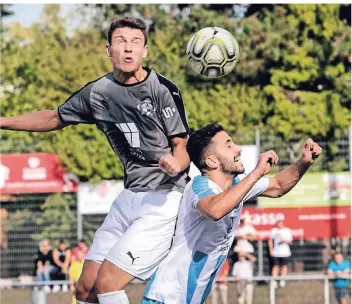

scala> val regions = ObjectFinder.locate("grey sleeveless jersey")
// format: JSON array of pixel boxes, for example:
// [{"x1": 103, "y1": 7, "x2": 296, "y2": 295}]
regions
[{"x1": 58, "y1": 68, "x2": 189, "y2": 192}]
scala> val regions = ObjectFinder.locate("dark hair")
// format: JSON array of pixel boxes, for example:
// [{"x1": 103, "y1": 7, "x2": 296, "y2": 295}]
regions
[
  {"x1": 187, "y1": 124, "x2": 224, "y2": 171},
  {"x1": 107, "y1": 17, "x2": 148, "y2": 46}
]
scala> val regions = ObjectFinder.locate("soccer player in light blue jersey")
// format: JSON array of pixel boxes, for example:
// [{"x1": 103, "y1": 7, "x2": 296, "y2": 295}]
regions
[{"x1": 142, "y1": 123, "x2": 322, "y2": 304}]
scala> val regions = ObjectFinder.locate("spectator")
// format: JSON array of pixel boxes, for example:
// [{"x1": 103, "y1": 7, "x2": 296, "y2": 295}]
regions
[
  {"x1": 52, "y1": 239, "x2": 71, "y2": 292},
  {"x1": 210, "y1": 259, "x2": 230, "y2": 304},
  {"x1": 34, "y1": 239, "x2": 56, "y2": 293},
  {"x1": 234, "y1": 218, "x2": 256, "y2": 254},
  {"x1": 71, "y1": 239, "x2": 88, "y2": 262},
  {"x1": 69, "y1": 249, "x2": 85, "y2": 304},
  {"x1": 232, "y1": 252, "x2": 256, "y2": 304},
  {"x1": 327, "y1": 251, "x2": 351, "y2": 304},
  {"x1": 268, "y1": 219, "x2": 292, "y2": 288}
]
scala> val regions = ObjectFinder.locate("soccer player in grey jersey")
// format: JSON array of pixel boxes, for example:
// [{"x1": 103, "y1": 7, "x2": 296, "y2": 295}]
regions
[{"x1": 0, "y1": 18, "x2": 190, "y2": 304}]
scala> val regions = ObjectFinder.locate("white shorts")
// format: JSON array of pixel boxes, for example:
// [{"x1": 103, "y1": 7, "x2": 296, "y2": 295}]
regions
[{"x1": 86, "y1": 188, "x2": 183, "y2": 280}]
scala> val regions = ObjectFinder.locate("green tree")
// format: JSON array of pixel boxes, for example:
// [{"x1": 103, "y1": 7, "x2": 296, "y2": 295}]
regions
[
  {"x1": 33, "y1": 193, "x2": 77, "y2": 244},
  {"x1": 1, "y1": 4, "x2": 350, "y2": 179},
  {"x1": 1, "y1": 5, "x2": 124, "y2": 181}
]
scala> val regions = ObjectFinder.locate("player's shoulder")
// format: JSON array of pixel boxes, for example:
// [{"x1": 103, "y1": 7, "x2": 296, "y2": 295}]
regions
[
  {"x1": 79, "y1": 72, "x2": 113, "y2": 93},
  {"x1": 190, "y1": 175, "x2": 221, "y2": 196},
  {"x1": 154, "y1": 70, "x2": 181, "y2": 92},
  {"x1": 191, "y1": 175, "x2": 211, "y2": 191}
]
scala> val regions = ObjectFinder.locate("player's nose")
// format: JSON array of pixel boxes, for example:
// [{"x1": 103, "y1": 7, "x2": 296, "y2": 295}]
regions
[
  {"x1": 234, "y1": 145, "x2": 242, "y2": 154},
  {"x1": 124, "y1": 42, "x2": 132, "y2": 52}
]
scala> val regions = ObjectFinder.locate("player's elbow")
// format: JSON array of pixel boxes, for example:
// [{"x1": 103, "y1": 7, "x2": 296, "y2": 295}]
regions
[
  {"x1": 199, "y1": 206, "x2": 223, "y2": 221},
  {"x1": 206, "y1": 209, "x2": 225, "y2": 221},
  {"x1": 270, "y1": 185, "x2": 285, "y2": 198}
]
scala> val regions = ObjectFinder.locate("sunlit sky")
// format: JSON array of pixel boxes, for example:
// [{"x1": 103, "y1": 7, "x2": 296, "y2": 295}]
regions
[{"x1": 4, "y1": 4, "x2": 73, "y2": 27}]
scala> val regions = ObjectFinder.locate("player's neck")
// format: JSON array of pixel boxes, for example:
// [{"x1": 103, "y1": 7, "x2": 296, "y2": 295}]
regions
[
  {"x1": 113, "y1": 67, "x2": 147, "y2": 84},
  {"x1": 205, "y1": 171, "x2": 234, "y2": 191}
]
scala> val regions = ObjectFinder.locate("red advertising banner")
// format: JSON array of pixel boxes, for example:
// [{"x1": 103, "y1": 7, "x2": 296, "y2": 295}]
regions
[
  {"x1": 0, "y1": 153, "x2": 78, "y2": 194},
  {"x1": 241, "y1": 206, "x2": 350, "y2": 240}
]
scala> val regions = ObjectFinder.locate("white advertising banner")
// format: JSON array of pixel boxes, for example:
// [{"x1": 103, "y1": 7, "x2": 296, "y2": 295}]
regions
[{"x1": 78, "y1": 180, "x2": 124, "y2": 214}]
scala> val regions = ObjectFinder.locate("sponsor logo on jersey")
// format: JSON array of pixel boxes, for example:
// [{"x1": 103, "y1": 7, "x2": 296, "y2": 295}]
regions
[
  {"x1": 137, "y1": 97, "x2": 156, "y2": 117},
  {"x1": 115, "y1": 123, "x2": 141, "y2": 148}
]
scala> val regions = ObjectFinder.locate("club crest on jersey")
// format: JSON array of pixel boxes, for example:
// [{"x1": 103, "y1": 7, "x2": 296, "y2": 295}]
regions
[{"x1": 137, "y1": 97, "x2": 156, "y2": 117}]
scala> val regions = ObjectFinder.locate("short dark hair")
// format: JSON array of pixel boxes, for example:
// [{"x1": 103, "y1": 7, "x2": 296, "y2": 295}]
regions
[
  {"x1": 107, "y1": 17, "x2": 148, "y2": 46},
  {"x1": 187, "y1": 124, "x2": 224, "y2": 171}
]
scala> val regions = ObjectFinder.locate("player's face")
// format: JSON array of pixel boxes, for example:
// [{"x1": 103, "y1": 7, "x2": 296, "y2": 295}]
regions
[
  {"x1": 106, "y1": 27, "x2": 147, "y2": 73},
  {"x1": 212, "y1": 131, "x2": 244, "y2": 175}
]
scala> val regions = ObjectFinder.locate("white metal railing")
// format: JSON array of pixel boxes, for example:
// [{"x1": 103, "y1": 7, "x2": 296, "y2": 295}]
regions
[{"x1": 0, "y1": 275, "x2": 350, "y2": 304}]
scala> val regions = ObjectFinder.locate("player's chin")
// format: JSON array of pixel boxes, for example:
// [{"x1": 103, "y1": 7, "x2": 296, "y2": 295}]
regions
[
  {"x1": 236, "y1": 164, "x2": 245, "y2": 174},
  {"x1": 117, "y1": 63, "x2": 139, "y2": 74}
]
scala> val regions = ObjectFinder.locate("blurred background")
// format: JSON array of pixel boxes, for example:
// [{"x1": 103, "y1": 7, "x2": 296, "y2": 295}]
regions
[{"x1": 0, "y1": 3, "x2": 351, "y2": 304}]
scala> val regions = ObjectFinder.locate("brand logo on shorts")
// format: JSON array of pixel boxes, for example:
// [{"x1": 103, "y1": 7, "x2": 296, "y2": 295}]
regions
[{"x1": 127, "y1": 251, "x2": 140, "y2": 265}]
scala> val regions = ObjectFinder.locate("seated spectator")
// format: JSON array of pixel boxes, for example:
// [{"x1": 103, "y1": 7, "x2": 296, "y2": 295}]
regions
[
  {"x1": 327, "y1": 251, "x2": 351, "y2": 304},
  {"x1": 210, "y1": 258, "x2": 230, "y2": 304},
  {"x1": 34, "y1": 239, "x2": 56, "y2": 293},
  {"x1": 268, "y1": 219, "x2": 292, "y2": 288},
  {"x1": 71, "y1": 239, "x2": 89, "y2": 262},
  {"x1": 52, "y1": 239, "x2": 72, "y2": 292},
  {"x1": 232, "y1": 252, "x2": 256, "y2": 304},
  {"x1": 69, "y1": 249, "x2": 85, "y2": 304},
  {"x1": 234, "y1": 218, "x2": 256, "y2": 254}
]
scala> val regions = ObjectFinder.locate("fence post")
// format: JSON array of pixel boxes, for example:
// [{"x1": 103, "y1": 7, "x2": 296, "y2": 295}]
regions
[
  {"x1": 324, "y1": 277, "x2": 329, "y2": 304},
  {"x1": 77, "y1": 194, "x2": 83, "y2": 240},
  {"x1": 31, "y1": 289, "x2": 47, "y2": 304},
  {"x1": 258, "y1": 240, "x2": 264, "y2": 276},
  {"x1": 269, "y1": 279, "x2": 276, "y2": 304}
]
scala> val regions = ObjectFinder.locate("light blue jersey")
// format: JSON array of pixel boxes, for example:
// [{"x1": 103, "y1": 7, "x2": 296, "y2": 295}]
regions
[{"x1": 143, "y1": 174, "x2": 269, "y2": 304}]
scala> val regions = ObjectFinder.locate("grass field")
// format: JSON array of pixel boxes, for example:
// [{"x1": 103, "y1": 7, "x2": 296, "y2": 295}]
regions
[{"x1": 0, "y1": 281, "x2": 346, "y2": 304}]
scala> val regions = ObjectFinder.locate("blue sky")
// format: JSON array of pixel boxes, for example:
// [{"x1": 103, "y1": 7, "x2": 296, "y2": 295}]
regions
[{"x1": 4, "y1": 4, "x2": 73, "y2": 27}]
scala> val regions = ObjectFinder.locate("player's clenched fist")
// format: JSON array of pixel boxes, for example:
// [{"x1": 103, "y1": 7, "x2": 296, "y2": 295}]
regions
[
  {"x1": 253, "y1": 150, "x2": 279, "y2": 178},
  {"x1": 300, "y1": 138, "x2": 322, "y2": 164},
  {"x1": 159, "y1": 154, "x2": 182, "y2": 177}
]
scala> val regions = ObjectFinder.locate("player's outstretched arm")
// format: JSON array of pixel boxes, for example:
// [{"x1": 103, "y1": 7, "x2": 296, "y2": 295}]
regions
[
  {"x1": 0, "y1": 109, "x2": 68, "y2": 132},
  {"x1": 261, "y1": 138, "x2": 322, "y2": 198},
  {"x1": 197, "y1": 150, "x2": 278, "y2": 221}
]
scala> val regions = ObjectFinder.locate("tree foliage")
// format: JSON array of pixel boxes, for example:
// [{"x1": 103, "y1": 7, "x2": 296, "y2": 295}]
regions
[{"x1": 1, "y1": 4, "x2": 350, "y2": 180}]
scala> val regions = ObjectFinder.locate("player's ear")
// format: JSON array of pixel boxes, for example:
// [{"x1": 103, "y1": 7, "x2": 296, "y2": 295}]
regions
[
  {"x1": 142, "y1": 45, "x2": 148, "y2": 58},
  {"x1": 106, "y1": 43, "x2": 112, "y2": 57},
  {"x1": 204, "y1": 155, "x2": 218, "y2": 170}
]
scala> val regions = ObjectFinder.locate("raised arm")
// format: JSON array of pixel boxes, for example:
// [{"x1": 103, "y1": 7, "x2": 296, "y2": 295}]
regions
[
  {"x1": 261, "y1": 138, "x2": 322, "y2": 198},
  {"x1": 0, "y1": 109, "x2": 68, "y2": 132},
  {"x1": 197, "y1": 150, "x2": 278, "y2": 221}
]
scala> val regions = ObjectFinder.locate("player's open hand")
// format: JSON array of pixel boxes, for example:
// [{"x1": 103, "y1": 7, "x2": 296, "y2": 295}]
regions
[
  {"x1": 159, "y1": 154, "x2": 182, "y2": 177},
  {"x1": 253, "y1": 150, "x2": 279, "y2": 178},
  {"x1": 300, "y1": 138, "x2": 322, "y2": 164}
]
